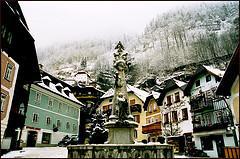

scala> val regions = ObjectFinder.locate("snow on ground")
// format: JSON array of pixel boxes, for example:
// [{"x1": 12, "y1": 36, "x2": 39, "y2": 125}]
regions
[{"x1": 1, "y1": 147, "x2": 67, "y2": 158}]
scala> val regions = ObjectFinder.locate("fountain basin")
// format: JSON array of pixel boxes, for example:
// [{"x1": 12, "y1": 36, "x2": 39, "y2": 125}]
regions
[{"x1": 67, "y1": 143, "x2": 173, "y2": 158}]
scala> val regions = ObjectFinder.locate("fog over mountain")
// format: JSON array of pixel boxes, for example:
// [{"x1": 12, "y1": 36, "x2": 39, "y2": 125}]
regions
[{"x1": 37, "y1": 1, "x2": 239, "y2": 91}]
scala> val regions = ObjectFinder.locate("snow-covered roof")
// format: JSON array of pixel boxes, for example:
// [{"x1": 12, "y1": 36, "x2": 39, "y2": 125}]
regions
[
  {"x1": 151, "y1": 91, "x2": 160, "y2": 99},
  {"x1": 37, "y1": 82, "x2": 83, "y2": 106},
  {"x1": 42, "y1": 76, "x2": 52, "y2": 81},
  {"x1": 101, "y1": 88, "x2": 114, "y2": 99},
  {"x1": 203, "y1": 65, "x2": 225, "y2": 77},
  {"x1": 101, "y1": 85, "x2": 149, "y2": 102},
  {"x1": 55, "y1": 83, "x2": 63, "y2": 88},
  {"x1": 173, "y1": 79, "x2": 186, "y2": 88}
]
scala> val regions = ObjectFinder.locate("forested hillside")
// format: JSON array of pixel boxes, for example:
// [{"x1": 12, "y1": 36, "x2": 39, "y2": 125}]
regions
[{"x1": 38, "y1": 1, "x2": 239, "y2": 91}]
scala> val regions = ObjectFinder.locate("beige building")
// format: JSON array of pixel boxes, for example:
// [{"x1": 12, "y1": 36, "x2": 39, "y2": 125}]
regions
[
  {"x1": 99, "y1": 84, "x2": 149, "y2": 142},
  {"x1": 216, "y1": 43, "x2": 239, "y2": 146},
  {"x1": 1, "y1": 51, "x2": 19, "y2": 143},
  {"x1": 142, "y1": 91, "x2": 162, "y2": 142}
]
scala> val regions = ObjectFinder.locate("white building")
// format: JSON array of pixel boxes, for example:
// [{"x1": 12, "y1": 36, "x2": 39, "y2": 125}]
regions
[
  {"x1": 157, "y1": 78, "x2": 193, "y2": 153},
  {"x1": 184, "y1": 65, "x2": 235, "y2": 158}
]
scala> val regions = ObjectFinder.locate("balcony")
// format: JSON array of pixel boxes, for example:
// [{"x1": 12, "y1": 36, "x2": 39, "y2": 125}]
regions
[
  {"x1": 142, "y1": 121, "x2": 161, "y2": 134},
  {"x1": 192, "y1": 107, "x2": 231, "y2": 132},
  {"x1": 190, "y1": 96, "x2": 214, "y2": 112}
]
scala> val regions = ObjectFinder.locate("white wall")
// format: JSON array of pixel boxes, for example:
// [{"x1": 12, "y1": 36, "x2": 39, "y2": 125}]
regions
[{"x1": 190, "y1": 74, "x2": 220, "y2": 96}]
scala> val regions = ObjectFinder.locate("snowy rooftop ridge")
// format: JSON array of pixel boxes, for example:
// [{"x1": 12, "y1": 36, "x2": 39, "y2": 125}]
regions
[
  {"x1": 173, "y1": 79, "x2": 186, "y2": 88},
  {"x1": 101, "y1": 85, "x2": 149, "y2": 102},
  {"x1": 203, "y1": 65, "x2": 225, "y2": 77},
  {"x1": 37, "y1": 82, "x2": 84, "y2": 106}
]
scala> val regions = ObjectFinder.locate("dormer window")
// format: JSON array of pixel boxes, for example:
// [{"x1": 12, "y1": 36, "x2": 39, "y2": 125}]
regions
[
  {"x1": 55, "y1": 83, "x2": 63, "y2": 92},
  {"x1": 42, "y1": 76, "x2": 51, "y2": 86},
  {"x1": 63, "y1": 87, "x2": 71, "y2": 96}
]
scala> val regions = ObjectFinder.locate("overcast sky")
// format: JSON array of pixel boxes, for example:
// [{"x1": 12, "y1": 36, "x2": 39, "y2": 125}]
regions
[{"x1": 19, "y1": 1, "x2": 221, "y2": 49}]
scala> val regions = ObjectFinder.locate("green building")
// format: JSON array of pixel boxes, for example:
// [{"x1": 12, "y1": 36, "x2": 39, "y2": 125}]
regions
[{"x1": 19, "y1": 69, "x2": 84, "y2": 147}]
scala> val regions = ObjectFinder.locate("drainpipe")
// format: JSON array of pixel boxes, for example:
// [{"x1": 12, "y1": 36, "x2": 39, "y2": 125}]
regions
[{"x1": 222, "y1": 97, "x2": 239, "y2": 147}]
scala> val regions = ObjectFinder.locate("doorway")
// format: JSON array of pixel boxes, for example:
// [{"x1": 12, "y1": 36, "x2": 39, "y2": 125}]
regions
[
  {"x1": 214, "y1": 135, "x2": 225, "y2": 157},
  {"x1": 26, "y1": 131, "x2": 38, "y2": 147}
]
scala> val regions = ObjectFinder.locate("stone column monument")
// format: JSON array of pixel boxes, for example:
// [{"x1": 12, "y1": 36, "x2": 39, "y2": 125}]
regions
[{"x1": 104, "y1": 41, "x2": 138, "y2": 144}]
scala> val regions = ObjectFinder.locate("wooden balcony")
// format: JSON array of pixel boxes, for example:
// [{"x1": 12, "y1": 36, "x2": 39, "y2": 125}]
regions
[{"x1": 142, "y1": 121, "x2": 161, "y2": 134}]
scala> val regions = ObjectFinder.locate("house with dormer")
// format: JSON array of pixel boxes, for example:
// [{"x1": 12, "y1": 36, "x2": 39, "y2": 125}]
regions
[
  {"x1": 184, "y1": 64, "x2": 235, "y2": 157},
  {"x1": 157, "y1": 78, "x2": 193, "y2": 153},
  {"x1": 19, "y1": 69, "x2": 84, "y2": 147},
  {"x1": 99, "y1": 84, "x2": 149, "y2": 142}
]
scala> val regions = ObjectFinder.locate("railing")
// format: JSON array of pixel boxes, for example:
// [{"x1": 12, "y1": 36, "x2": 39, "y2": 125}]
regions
[
  {"x1": 192, "y1": 107, "x2": 231, "y2": 132},
  {"x1": 68, "y1": 144, "x2": 173, "y2": 158},
  {"x1": 224, "y1": 147, "x2": 240, "y2": 158},
  {"x1": 142, "y1": 121, "x2": 161, "y2": 134}
]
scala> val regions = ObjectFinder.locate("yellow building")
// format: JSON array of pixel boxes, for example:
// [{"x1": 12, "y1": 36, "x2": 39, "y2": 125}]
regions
[
  {"x1": 142, "y1": 91, "x2": 162, "y2": 142},
  {"x1": 99, "y1": 84, "x2": 149, "y2": 142},
  {"x1": 1, "y1": 51, "x2": 19, "y2": 144},
  {"x1": 216, "y1": 43, "x2": 239, "y2": 146}
]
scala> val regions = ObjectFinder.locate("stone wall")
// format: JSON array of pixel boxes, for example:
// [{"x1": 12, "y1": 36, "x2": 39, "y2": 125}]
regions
[{"x1": 67, "y1": 144, "x2": 173, "y2": 158}]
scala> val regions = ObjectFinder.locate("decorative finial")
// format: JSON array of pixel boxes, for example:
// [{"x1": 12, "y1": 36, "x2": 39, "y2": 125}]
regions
[{"x1": 115, "y1": 41, "x2": 125, "y2": 51}]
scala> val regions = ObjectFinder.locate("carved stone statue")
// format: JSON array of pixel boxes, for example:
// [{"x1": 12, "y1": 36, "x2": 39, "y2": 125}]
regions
[{"x1": 104, "y1": 41, "x2": 138, "y2": 144}]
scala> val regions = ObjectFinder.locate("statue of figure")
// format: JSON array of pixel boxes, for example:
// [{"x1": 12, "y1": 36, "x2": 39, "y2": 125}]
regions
[{"x1": 116, "y1": 93, "x2": 129, "y2": 121}]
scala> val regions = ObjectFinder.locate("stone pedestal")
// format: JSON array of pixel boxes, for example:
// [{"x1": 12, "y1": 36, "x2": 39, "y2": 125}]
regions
[{"x1": 105, "y1": 120, "x2": 138, "y2": 144}]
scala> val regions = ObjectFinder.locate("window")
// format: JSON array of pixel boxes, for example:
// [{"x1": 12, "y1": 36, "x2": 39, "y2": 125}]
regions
[
  {"x1": 67, "y1": 106, "x2": 70, "y2": 112},
  {"x1": 35, "y1": 92, "x2": 41, "y2": 102},
  {"x1": 103, "y1": 106, "x2": 108, "y2": 112},
  {"x1": 172, "y1": 111, "x2": 178, "y2": 122},
  {"x1": 182, "y1": 108, "x2": 188, "y2": 120},
  {"x1": 46, "y1": 117, "x2": 51, "y2": 125},
  {"x1": 166, "y1": 95, "x2": 172, "y2": 106},
  {"x1": 201, "y1": 136, "x2": 213, "y2": 150},
  {"x1": 206, "y1": 75, "x2": 211, "y2": 82},
  {"x1": 33, "y1": 113, "x2": 39, "y2": 123},
  {"x1": 153, "y1": 103, "x2": 157, "y2": 111},
  {"x1": 1, "y1": 93, "x2": 7, "y2": 112},
  {"x1": 4, "y1": 63, "x2": 13, "y2": 81},
  {"x1": 134, "y1": 130, "x2": 137, "y2": 138},
  {"x1": 88, "y1": 91, "x2": 91, "y2": 95},
  {"x1": 215, "y1": 76, "x2": 221, "y2": 83},
  {"x1": 164, "y1": 113, "x2": 169, "y2": 124},
  {"x1": 66, "y1": 122, "x2": 70, "y2": 129},
  {"x1": 149, "y1": 104, "x2": 153, "y2": 112},
  {"x1": 48, "y1": 98, "x2": 53, "y2": 108},
  {"x1": 134, "y1": 115, "x2": 140, "y2": 123},
  {"x1": 73, "y1": 124, "x2": 77, "y2": 131},
  {"x1": 195, "y1": 80, "x2": 200, "y2": 87},
  {"x1": 130, "y1": 99, "x2": 135, "y2": 105},
  {"x1": 174, "y1": 92, "x2": 180, "y2": 103},
  {"x1": 109, "y1": 98, "x2": 112, "y2": 102},
  {"x1": 57, "y1": 120, "x2": 61, "y2": 127},
  {"x1": 58, "y1": 102, "x2": 62, "y2": 112},
  {"x1": 42, "y1": 132, "x2": 51, "y2": 144}
]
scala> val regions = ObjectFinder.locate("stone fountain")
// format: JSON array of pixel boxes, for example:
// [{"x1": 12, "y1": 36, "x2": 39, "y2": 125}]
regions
[{"x1": 67, "y1": 42, "x2": 173, "y2": 158}]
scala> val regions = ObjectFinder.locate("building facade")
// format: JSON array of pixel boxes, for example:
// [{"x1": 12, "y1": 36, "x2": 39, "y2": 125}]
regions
[
  {"x1": 20, "y1": 70, "x2": 83, "y2": 147},
  {"x1": 184, "y1": 65, "x2": 235, "y2": 157},
  {"x1": 142, "y1": 91, "x2": 162, "y2": 142},
  {"x1": 216, "y1": 43, "x2": 239, "y2": 147},
  {"x1": 158, "y1": 78, "x2": 193, "y2": 153},
  {"x1": 99, "y1": 85, "x2": 149, "y2": 142},
  {"x1": 1, "y1": 1, "x2": 41, "y2": 150},
  {"x1": 1, "y1": 51, "x2": 19, "y2": 145}
]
